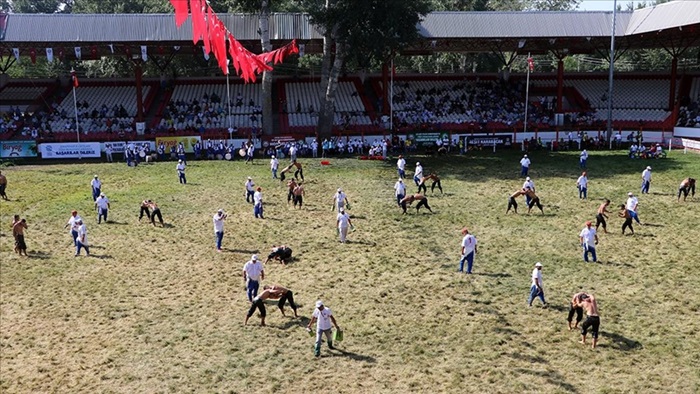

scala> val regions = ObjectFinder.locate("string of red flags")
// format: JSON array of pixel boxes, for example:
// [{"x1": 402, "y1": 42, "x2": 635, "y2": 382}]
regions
[{"x1": 169, "y1": 0, "x2": 299, "y2": 82}]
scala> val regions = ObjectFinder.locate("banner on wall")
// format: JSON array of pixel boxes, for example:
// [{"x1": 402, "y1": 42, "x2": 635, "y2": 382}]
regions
[
  {"x1": 39, "y1": 142, "x2": 101, "y2": 158},
  {"x1": 408, "y1": 132, "x2": 449, "y2": 147},
  {"x1": 155, "y1": 136, "x2": 202, "y2": 153},
  {"x1": 464, "y1": 134, "x2": 513, "y2": 147},
  {"x1": 0, "y1": 140, "x2": 38, "y2": 158}
]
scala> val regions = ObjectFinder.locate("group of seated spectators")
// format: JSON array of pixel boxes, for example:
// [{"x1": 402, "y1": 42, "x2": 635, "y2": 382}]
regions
[
  {"x1": 156, "y1": 93, "x2": 261, "y2": 133},
  {"x1": 676, "y1": 96, "x2": 700, "y2": 127},
  {"x1": 630, "y1": 143, "x2": 665, "y2": 159},
  {"x1": 0, "y1": 107, "x2": 24, "y2": 137}
]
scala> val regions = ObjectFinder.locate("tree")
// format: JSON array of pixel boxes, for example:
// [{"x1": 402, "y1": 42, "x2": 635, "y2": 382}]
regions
[
  {"x1": 6, "y1": 0, "x2": 66, "y2": 13},
  {"x1": 304, "y1": 0, "x2": 431, "y2": 135}
]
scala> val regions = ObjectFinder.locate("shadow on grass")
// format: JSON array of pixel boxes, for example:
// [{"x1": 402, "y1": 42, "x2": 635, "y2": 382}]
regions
[
  {"x1": 277, "y1": 316, "x2": 310, "y2": 330},
  {"x1": 345, "y1": 239, "x2": 377, "y2": 246},
  {"x1": 641, "y1": 223, "x2": 664, "y2": 228},
  {"x1": 513, "y1": 368, "x2": 579, "y2": 394},
  {"x1": 601, "y1": 331, "x2": 643, "y2": 351},
  {"x1": 604, "y1": 261, "x2": 635, "y2": 268},
  {"x1": 493, "y1": 327, "x2": 521, "y2": 336},
  {"x1": 224, "y1": 248, "x2": 259, "y2": 254},
  {"x1": 546, "y1": 304, "x2": 568, "y2": 312},
  {"x1": 506, "y1": 351, "x2": 548, "y2": 364},
  {"x1": 330, "y1": 349, "x2": 377, "y2": 363},
  {"x1": 473, "y1": 272, "x2": 512, "y2": 278},
  {"x1": 104, "y1": 220, "x2": 129, "y2": 226},
  {"x1": 649, "y1": 192, "x2": 675, "y2": 196},
  {"x1": 28, "y1": 251, "x2": 52, "y2": 260},
  {"x1": 92, "y1": 254, "x2": 113, "y2": 260}
]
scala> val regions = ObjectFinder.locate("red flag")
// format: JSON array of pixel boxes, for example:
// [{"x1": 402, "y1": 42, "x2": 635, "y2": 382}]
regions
[
  {"x1": 210, "y1": 19, "x2": 228, "y2": 74},
  {"x1": 169, "y1": 0, "x2": 189, "y2": 28},
  {"x1": 527, "y1": 57, "x2": 534, "y2": 72},
  {"x1": 71, "y1": 69, "x2": 79, "y2": 88},
  {"x1": 29, "y1": 48, "x2": 36, "y2": 64},
  {"x1": 190, "y1": 0, "x2": 205, "y2": 45},
  {"x1": 228, "y1": 34, "x2": 241, "y2": 74},
  {"x1": 202, "y1": 6, "x2": 214, "y2": 57},
  {"x1": 91, "y1": 45, "x2": 98, "y2": 60}
]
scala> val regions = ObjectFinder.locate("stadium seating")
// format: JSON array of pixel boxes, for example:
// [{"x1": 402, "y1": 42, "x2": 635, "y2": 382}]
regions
[{"x1": 283, "y1": 80, "x2": 372, "y2": 127}]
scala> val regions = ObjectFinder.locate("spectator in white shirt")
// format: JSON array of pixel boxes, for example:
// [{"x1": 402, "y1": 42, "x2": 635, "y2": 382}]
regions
[
  {"x1": 253, "y1": 187, "x2": 264, "y2": 219},
  {"x1": 641, "y1": 166, "x2": 652, "y2": 194},
  {"x1": 397, "y1": 155, "x2": 406, "y2": 179},
  {"x1": 336, "y1": 208, "x2": 352, "y2": 243},
  {"x1": 520, "y1": 155, "x2": 531, "y2": 177},
  {"x1": 523, "y1": 176, "x2": 535, "y2": 205},
  {"x1": 75, "y1": 218, "x2": 89, "y2": 257},
  {"x1": 176, "y1": 160, "x2": 186, "y2": 184},
  {"x1": 245, "y1": 176, "x2": 255, "y2": 203},
  {"x1": 307, "y1": 300, "x2": 341, "y2": 357},
  {"x1": 414, "y1": 162, "x2": 423, "y2": 187},
  {"x1": 625, "y1": 192, "x2": 642, "y2": 225},
  {"x1": 64, "y1": 210, "x2": 81, "y2": 246},
  {"x1": 458, "y1": 227, "x2": 478, "y2": 274},
  {"x1": 91, "y1": 175, "x2": 101, "y2": 201},
  {"x1": 333, "y1": 188, "x2": 350, "y2": 211},
  {"x1": 527, "y1": 262, "x2": 546, "y2": 307},
  {"x1": 213, "y1": 209, "x2": 227, "y2": 251},
  {"x1": 580, "y1": 149, "x2": 588, "y2": 169},
  {"x1": 576, "y1": 171, "x2": 588, "y2": 200},
  {"x1": 579, "y1": 221, "x2": 599, "y2": 263},
  {"x1": 270, "y1": 156, "x2": 279, "y2": 179},
  {"x1": 94, "y1": 193, "x2": 110, "y2": 224},
  {"x1": 243, "y1": 254, "x2": 265, "y2": 302},
  {"x1": 289, "y1": 144, "x2": 297, "y2": 162},
  {"x1": 394, "y1": 178, "x2": 406, "y2": 207}
]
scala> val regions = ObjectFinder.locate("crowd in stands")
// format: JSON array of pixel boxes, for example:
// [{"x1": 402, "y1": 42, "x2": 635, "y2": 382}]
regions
[
  {"x1": 676, "y1": 97, "x2": 700, "y2": 128},
  {"x1": 0, "y1": 107, "x2": 24, "y2": 137},
  {"x1": 156, "y1": 92, "x2": 261, "y2": 133}
]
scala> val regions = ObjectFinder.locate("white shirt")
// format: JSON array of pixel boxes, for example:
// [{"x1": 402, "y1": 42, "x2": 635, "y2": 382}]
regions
[
  {"x1": 95, "y1": 196, "x2": 110, "y2": 210},
  {"x1": 580, "y1": 150, "x2": 588, "y2": 160},
  {"x1": 397, "y1": 158, "x2": 406, "y2": 171},
  {"x1": 576, "y1": 175, "x2": 588, "y2": 188},
  {"x1": 313, "y1": 307, "x2": 333, "y2": 331},
  {"x1": 213, "y1": 214, "x2": 225, "y2": 233},
  {"x1": 394, "y1": 181, "x2": 406, "y2": 196},
  {"x1": 337, "y1": 212, "x2": 350, "y2": 228},
  {"x1": 461, "y1": 234, "x2": 477, "y2": 255},
  {"x1": 334, "y1": 192, "x2": 346, "y2": 205},
  {"x1": 67, "y1": 215, "x2": 82, "y2": 232},
  {"x1": 254, "y1": 191, "x2": 263, "y2": 205},
  {"x1": 77, "y1": 223, "x2": 88, "y2": 245},
  {"x1": 531, "y1": 268, "x2": 543, "y2": 287},
  {"x1": 289, "y1": 146, "x2": 296, "y2": 155},
  {"x1": 243, "y1": 260, "x2": 264, "y2": 281},
  {"x1": 523, "y1": 179, "x2": 535, "y2": 191},
  {"x1": 580, "y1": 227, "x2": 597, "y2": 246},
  {"x1": 415, "y1": 165, "x2": 423, "y2": 178},
  {"x1": 270, "y1": 158, "x2": 279, "y2": 170},
  {"x1": 642, "y1": 169, "x2": 652, "y2": 182},
  {"x1": 626, "y1": 196, "x2": 638, "y2": 211},
  {"x1": 247, "y1": 145, "x2": 254, "y2": 155},
  {"x1": 520, "y1": 158, "x2": 531, "y2": 167},
  {"x1": 245, "y1": 180, "x2": 255, "y2": 191},
  {"x1": 91, "y1": 178, "x2": 101, "y2": 189},
  {"x1": 176, "y1": 163, "x2": 186, "y2": 173}
]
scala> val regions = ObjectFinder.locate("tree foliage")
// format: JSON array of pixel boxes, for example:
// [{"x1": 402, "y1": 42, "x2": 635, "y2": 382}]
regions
[{"x1": 6, "y1": 0, "x2": 66, "y2": 13}]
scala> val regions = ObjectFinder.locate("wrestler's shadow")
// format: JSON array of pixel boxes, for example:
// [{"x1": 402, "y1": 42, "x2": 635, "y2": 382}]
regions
[
  {"x1": 513, "y1": 368, "x2": 578, "y2": 394},
  {"x1": 600, "y1": 331, "x2": 643, "y2": 351},
  {"x1": 641, "y1": 223, "x2": 663, "y2": 227},
  {"x1": 28, "y1": 251, "x2": 52, "y2": 260},
  {"x1": 505, "y1": 351, "x2": 548, "y2": 364},
  {"x1": 650, "y1": 192, "x2": 675, "y2": 196},
  {"x1": 544, "y1": 303, "x2": 567, "y2": 313},
  {"x1": 348, "y1": 215, "x2": 366, "y2": 219},
  {"x1": 224, "y1": 248, "x2": 259, "y2": 254},
  {"x1": 277, "y1": 316, "x2": 310, "y2": 330},
  {"x1": 604, "y1": 260, "x2": 635, "y2": 268},
  {"x1": 104, "y1": 220, "x2": 129, "y2": 225},
  {"x1": 473, "y1": 272, "x2": 512, "y2": 278},
  {"x1": 328, "y1": 349, "x2": 376, "y2": 363},
  {"x1": 344, "y1": 239, "x2": 376, "y2": 246}
]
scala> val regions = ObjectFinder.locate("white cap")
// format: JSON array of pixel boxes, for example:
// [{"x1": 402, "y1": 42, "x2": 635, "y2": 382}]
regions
[
  {"x1": 646, "y1": 166, "x2": 651, "y2": 170},
  {"x1": 248, "y1": 176, "x2": 252, "y2": 180},
  {"x1": 524, "y1": 154, "x2": 528, "y2": 158},
  {"x1": 94, "y1": 175, "x2": 98, "y2": 178},
  {"x1": 178, "y1": 159, "x2": 182, "y2": 163},
  {"x1": 251, "y1": 254, "x2": 259, "y2": 261},
  {"x1": 535, "y1": 262, "x2": 543, "y2": 267},
  {"x1": 526, "y1": 177, "x2": 531, "y2": 181},
  {"x1": 100, "y1": 192, "x2": 105, "y2": 197},
  {"x1": 399, "y1": 179, "x2": 403, "y2": 182},
  {"x1": 628, "y1": 192, "x2": 633, "y2": 196},
  {"x1": 416, "y1": 162, "x2": 420, "y2": 165},
  {"x1": 315, "y1": 300, "x2": 324, "y2": 308},
  {"x1": 271, "y1": 155, "x2": 275, "y2": 159},
  {"x1": 218, "y1": 209, "x2": 224, "y2": 213},
  {"x1": 337, "y1": 188, "x2": 342, "y2": 192}
]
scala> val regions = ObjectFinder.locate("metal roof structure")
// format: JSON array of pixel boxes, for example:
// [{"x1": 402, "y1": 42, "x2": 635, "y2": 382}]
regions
[{"x1": 0, "y1": 0, "x2": 698, "y2": 56}]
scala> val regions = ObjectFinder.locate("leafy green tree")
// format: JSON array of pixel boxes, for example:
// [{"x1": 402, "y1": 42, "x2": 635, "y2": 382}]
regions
[{"x1": 6, "y1": 0, "x2": 66, "y2": 13}]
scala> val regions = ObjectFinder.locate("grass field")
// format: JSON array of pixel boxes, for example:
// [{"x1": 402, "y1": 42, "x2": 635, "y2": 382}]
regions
[{"x1": 1, "y1": 149, "x2": 700, "y2": 394}]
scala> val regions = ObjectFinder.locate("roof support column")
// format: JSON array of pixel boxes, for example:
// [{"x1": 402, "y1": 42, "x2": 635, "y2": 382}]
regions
[
  {"x1": 134, "y1": 61, "x2": 144, "y2": 122},
  {"x1": 381, "y1": 62, "x2": 389, "y2": 115},
  {"x1": 557, "y1": 59, "x2": 564, "y2": 113},
  {"x1": 669, "y1": 55, "x2": 677, "y2": 110}
]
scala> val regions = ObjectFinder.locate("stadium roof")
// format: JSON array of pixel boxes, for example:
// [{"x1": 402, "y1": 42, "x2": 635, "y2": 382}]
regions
[{"x1": 0, "y1": 0, "x2": 698, "y2": 55}]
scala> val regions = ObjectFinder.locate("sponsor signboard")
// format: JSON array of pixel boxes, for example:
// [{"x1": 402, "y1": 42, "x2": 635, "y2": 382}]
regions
[
  {"x1": 39, "y1": 142, "x2": 102, "y2": 158},
  {"x1": 408, "y1": 132, "x2": 449, "y2": 147},
  {"x1": 464, "y1": 134, "x2": 513, "y2": 147},
  {"x1": 0, "y1": 140, "x2": 38, "y2": 158},
  {"x1": 155, "y1": 136, "x2": 202, "y2": 153}
]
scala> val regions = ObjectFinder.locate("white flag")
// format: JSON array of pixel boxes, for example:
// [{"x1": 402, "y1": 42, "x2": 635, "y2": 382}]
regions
[
  {"x1": 203, "y1": 46, "x2": 209, "y2": 61},
  {"x1": 173, "y1": 46, "x2": 181, "y2": 51},
  {"x1": 46, "y1": 48, "x2": 54, "y2": 63},
  {"x1": 74, "y1": 47, "x2": 82, "y2": 60},
  {"x1": 12, "y1": 48, "x2": 20, "y2": 63},
  {"x1": 109, "y1": 44, "x2": 114, "y2": 54},
  {"x1": 141, "y1": 46, "x2": 148, "y2": 62},
  {"x1": 298, "y1": 44, "x2": 305, "y2": 57}
]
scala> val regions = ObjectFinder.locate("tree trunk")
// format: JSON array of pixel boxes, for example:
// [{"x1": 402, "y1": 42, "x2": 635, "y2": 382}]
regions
[
  {"x1": 317, "y1": 42, "x2": 345, "y2": 136},
  {"x1": 259, "y1": 0, "x2": 273, "y2": 135},
  {"x1": 319, "y1": 0, "x2": 334, "y2": 99}
]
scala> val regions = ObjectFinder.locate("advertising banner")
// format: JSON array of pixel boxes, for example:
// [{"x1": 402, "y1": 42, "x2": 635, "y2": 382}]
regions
[
  {"x1": 464, "y1": 134, "x2": 513, "y2": 147},
  {"x1": 39, "y1": 142, "x2": 102, "y2": 159},
  {"x1": 0, "y1": 140, "x2": 38, "y2": 158},
  {"x1": 155, "y1": 136, "x2": 202, "y2": 153},
  {"x1": 408, "y1": 132, "x2": 449, "y2": 147},
  {"x1": 102, "y1": 141, "x2": 126, "y2": 153}
]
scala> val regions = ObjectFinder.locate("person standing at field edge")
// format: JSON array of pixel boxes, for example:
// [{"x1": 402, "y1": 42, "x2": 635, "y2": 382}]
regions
[
  {"x1": 91, "y1": 175, "x2": 101, "y2": 201},
  {"x1": 270, "y1": 155, "x2": 279, "y2": 179},
  {"x1": 253, "y1": 187, "x2": 264, "y2": 219},
  {"x1": 243, "y1": 254, "x2": 265, "y2": 303},
  {"x1": 397, "y1": 155, "x2": 406, "y2": 179},
  {"x1": 414, "y1": 162, "x2": 423, "y2": 187},
  {"x1": 576, "y1": 172, "x2": 588, "y2": 200},
  {"x1": 0, "y1": 170, "x2": 8, "y2": 200},
  {"x1": 307, "y1": 300, "x2": 341, "y2": 357},
  {"x1": 641, "y1": 166, "x2": 652, "y2": 194},
  {"x1": 579, "y1": 221, "x2": 599, "y2": 263},
  {"x1": 580, "y1": 149, "x2": 588, "y2": 169},
  {"x1": 176, "y1": 159, "x2": 187, "y2": 184},
  {"x1": 394, "y1": 178, "x2": 406, "y2": 207},
  {"x1": 520, "y1": 155, "x2": 531, "y2": 177},
  {"x1": 527, "y1": 262, "x2": 546, "y2": 307},
  {"x1": 458, "y1": 227, "x2": 478, "y2": 274},
  {"x1": 213, "y1": 209, "x2": 227, "y2": 251}
]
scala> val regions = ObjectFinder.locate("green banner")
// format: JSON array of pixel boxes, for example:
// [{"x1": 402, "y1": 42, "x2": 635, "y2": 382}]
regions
[{"x1": 407, "y1": 132, "x2": 449, "y2": 147}]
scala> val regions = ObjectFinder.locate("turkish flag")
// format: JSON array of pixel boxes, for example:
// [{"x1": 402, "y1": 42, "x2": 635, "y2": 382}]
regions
[
  {"x1": 29, "y1": 48, "x2": 36, "y2": 64},
  {"x1": 190, "y1": 0, "x2": 205, "y2": 45},
  {"x1": 527, "y1": 57, "x2": 535, "y2": 72},
  {"x1": 169, "y1": 0, "x2": 189, "y2": 28},
  {"x1": 71, "y1": 69, "x2": 79, "y2": 88}
]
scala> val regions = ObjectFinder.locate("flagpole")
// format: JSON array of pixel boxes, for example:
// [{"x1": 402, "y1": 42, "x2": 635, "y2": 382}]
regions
[
  {"x1": 226, "y1": 64, "x2": 233, "y2": 141},
  {"x1": 390, "y1": 57, "x2": 394, "y2": 132},
  {"x1": 71, "y1": 69, "x2": 81, "y2": 159},
  {"x1": 523, "y1": 52, "x2": 531, "y2": 149}
]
